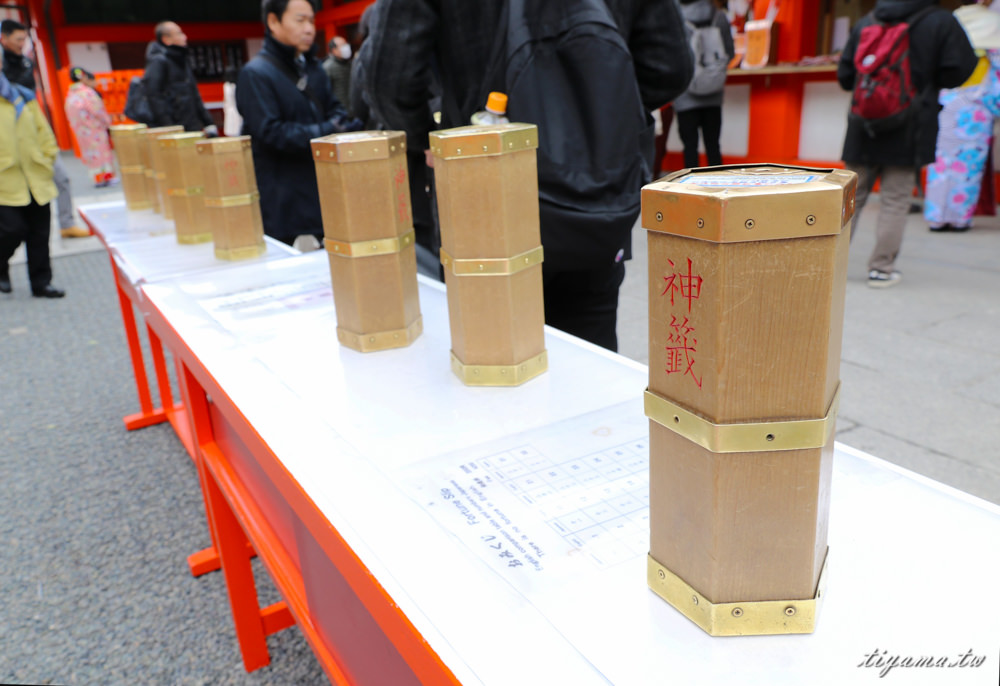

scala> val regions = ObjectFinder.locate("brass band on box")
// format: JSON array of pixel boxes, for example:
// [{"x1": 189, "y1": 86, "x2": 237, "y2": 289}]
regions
[
  {"x1": 324, "y1": 230, "x2": 415, "y2": 258},
  {"x1": 644, "y1": 385, "x2": 840, "y2": 454},
  {"x1": 647, "y1": 552, "x2": 829, "y2": 636}
]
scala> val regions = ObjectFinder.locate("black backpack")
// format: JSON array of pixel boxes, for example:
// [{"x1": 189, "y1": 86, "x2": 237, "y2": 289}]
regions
[
  {"x1": 485, "y1": 0, "x2": 652, "y2": 271},
  {"x1": 123, "y1": 75, "x2": 154, "y2": 124}
]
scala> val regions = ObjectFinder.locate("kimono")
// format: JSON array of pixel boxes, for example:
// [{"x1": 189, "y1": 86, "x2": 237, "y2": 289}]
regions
[
  {"x1": 64, "y1": 81, "x2": 115, "y2": 185},
  {"x1": 924, "y1": 50, "x2": 1000, "y2": 229}
]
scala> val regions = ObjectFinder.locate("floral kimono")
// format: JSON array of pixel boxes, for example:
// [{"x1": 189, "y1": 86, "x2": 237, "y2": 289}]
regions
[
  {"x1": 924, "y1": 50, "x2": 1000, "y2": 230},
  {"x1": 64, "y1": 81, "x2": 115, "y2": 186}
]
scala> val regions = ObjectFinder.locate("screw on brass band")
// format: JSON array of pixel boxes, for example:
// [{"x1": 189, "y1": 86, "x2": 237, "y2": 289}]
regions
[
  {"x1": 167, "y1": 186, "x2": 205, "y2": 197},
  {"x1": 120, "y1": 166, "x2": 145, "y2": 174},
  {"x1": 215, "y1": 243, "x2": 267, "y2": 261},
  {"x1": 439, "y1": 245, "x2": 544, "y2": 276},
  {"x1": 337, "y1": 317, "x2": 423, "y2": 353},
  {"x1": 646, "y1": 552, "x2": 827, "y2": 636},
  {"x1": 644, "y1": 385, "x2": 839, "y2": 453},
  {"x1": 203, "y1": 192, "x2": 261, "y2": 208},
  {"x1": 324, "y1": 229, "x2": 415, "y2": 258},
  {"x1": 175, "y1": 232, "x2": 213, "y2": 245},
  {"x1": 450, "y1": 350, "x2": 548, "y2": 387}
]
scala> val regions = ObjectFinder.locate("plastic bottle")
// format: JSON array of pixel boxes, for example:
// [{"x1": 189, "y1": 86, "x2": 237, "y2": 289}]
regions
[{"x1": 471, "y1": 91, "x2": 509, "y2": 125}]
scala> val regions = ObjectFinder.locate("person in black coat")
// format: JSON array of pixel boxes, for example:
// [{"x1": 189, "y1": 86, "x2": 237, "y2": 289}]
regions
[
  {"x1": 237, "y1": 0, "x2": 362, "y2": 246},
  {"x1": 838, "y1": 0, "x2": 977, "y2": 287},
  {"x1": 144, "y1": 21, "x2": 216, "y2": 134}
]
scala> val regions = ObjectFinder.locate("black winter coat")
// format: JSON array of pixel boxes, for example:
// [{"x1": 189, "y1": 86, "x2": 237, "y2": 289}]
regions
[
  {"x1": 357, "y1": 0, "x2": 693, "y2": 151},
  {"x1": 144, "y1": 42, "x2": 213, "y2": 132},
  {"x1": 236, "y1": 36, "x2": 356, "y2": 244},
  {"x1": 838, "y1": 0, "x2": 977, "y2": 167}
]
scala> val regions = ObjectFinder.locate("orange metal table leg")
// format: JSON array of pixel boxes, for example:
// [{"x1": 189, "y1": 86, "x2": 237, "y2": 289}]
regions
[
  {"x1": 183, "y1": 363, "x2": 293, "y2": 670},
  {"x1": 177, "y1": 361, "x2": 222, "y2": 577},
  {"x1": 111, "y1": 256, "x2": 167, "y2": 431}
]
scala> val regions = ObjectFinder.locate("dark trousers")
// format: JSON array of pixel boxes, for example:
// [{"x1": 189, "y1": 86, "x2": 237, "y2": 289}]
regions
[
  {"x1": 0, "y1": 200, "x2": 52, "y2": 291},
  {"x1": 677, "y1": 106, "x2": 723, "y2": 169},
  {"x1": 542, "y1": 261, "x2": 626, "y2": 353}
]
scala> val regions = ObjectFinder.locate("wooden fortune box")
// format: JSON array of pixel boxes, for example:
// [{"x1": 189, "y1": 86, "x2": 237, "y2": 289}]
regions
[
  {"x1": 429, "y1": 123, "x2": 546, "y2": 386},
  {"x1": 109, "y1": 124, "x2": 149, "y2": 210},
  {"x1": 159, "y1": 132, "x2": 212, "y2": 245},
  {"x1": 139, "y1": 125, "x2": 182, "y2": 213},
  {"x1": 311, "y1": 131, "x2": 422, "y2": 352},
  {"x1": 642, "y1": 165, "x2": 856, "y2": 636},
  {"x1": 196, "y1": 136, "x2": 266, "y2": 260},
  {"x1": 141, "y1": 125, "x2": 184, "y2": 216}
]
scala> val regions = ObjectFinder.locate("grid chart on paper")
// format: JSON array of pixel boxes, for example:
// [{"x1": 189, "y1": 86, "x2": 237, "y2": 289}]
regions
[{"x1": 479, "y1": 439, "x2": 650, "y2": 568}]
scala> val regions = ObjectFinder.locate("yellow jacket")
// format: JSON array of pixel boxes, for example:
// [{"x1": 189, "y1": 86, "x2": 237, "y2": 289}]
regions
[{"x1": 0, "y1": 95, "x2": 58, "y2": 206}]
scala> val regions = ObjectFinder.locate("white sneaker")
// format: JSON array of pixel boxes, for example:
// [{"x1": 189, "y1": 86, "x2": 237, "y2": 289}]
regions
[{"x1": 867, "y1": 269, "x2": 902, "y2": 288}]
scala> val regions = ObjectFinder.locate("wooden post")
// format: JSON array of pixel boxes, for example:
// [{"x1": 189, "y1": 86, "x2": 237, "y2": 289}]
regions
[
  {"x1": 159, "y1": 132, "x2": 212, "y2": 245},
  {"x1": 109, "y1": 124, "x2": 150, "y2": 211},
  {"x1": 196, "y1": 136, "x2": 267, "y2": 261},
  {"x1": 140, "y1": 126, "x2": 184, "y2": 217},
  {"x1": 311, "y1": 131, "x2": 422, "y2": 352},
  {"x1": 429, "y1": 124, "x2": 547, "y2": 386},
  {"x1": 642, "y1": 165, "x2": 856, "y2": 636}
]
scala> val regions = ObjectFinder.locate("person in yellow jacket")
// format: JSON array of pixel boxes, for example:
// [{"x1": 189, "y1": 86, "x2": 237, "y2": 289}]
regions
[{"x1": 0, "y1": 70, "x2": 65, "y2": 298}]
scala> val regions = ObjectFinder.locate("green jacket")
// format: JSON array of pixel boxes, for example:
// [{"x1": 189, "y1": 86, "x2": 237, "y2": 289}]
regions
[{"x1": 0, "y1": 95, "x2": 58, "y2": 206}]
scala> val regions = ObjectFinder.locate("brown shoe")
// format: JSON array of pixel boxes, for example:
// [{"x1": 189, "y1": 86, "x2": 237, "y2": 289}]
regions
[{"x1": 61, "y1": 226, "x2": 91, "y2": 238}]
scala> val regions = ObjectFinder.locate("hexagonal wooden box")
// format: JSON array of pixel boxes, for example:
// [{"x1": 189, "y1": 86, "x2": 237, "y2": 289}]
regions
[
  {"x1": 159, "y1": 132, "x2": 211, "y2": 245},
  {"x1": 139, "y1": 125, "x2": 183, "y2": 217},
  {"x1": 109, "y1": 124, "x2": 149, "y2": 211},
  {"x1": 138, "y1": 125, "x2": 182, "y2": 214},
  {"x1": 429, "y1": 124, "x2": 546, "y2": 386},
  {"x1": 642, "y1": 165, "x2": 856, "y2": 636},
  {"x1": 195, "y1": 136, "x2": 266, "y2": 260},
  {"x1": 311, "y1": 131, "x2": 422, "y2": 352}
]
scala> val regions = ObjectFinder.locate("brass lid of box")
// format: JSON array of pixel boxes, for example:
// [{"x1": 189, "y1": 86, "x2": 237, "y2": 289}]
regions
[
  {"x1": 110, "y1": 124, "x2": 148, "y2": 136},
  {"x1": 158, "y1": 131, "x2": 205, "y2": 149},
  {"x1": 644, "y1": 165, "x2": 856, "y2": 243},
  {"x1": 312, "y1": 130, "x2": 406, "y2": 164},
  {"x1": 429, "y1": 123, "x2": 538, "y2": 160},
  {"x1": 312, "y1": 130, "x2": 422, "y2": 351},
  {"x1": 196, "y1": 135, "x2": 253, "y2": 154},
  {"x1": 644, "y1": 163, "x2": 857, "y2": 636}
]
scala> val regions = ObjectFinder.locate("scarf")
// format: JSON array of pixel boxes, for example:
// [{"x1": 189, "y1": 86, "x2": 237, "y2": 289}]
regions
[{"x1": 0, "y1": 71, "x2": 25, "y2": 119}]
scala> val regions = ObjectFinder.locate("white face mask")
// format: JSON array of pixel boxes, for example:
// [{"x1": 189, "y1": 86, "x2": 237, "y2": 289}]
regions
[{"x1": 339, "y1": 44, "x2": 352, "y2": 60}]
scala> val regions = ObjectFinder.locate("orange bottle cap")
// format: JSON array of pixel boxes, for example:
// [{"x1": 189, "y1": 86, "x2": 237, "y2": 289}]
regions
[{"x1": 486, "y1": 91, "x2": 508, "y2": 115}]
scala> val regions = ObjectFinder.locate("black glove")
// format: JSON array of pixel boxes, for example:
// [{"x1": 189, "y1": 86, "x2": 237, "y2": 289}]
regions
[{"x1": 330, "y1": 116, "x2": 364, "y2": 133}]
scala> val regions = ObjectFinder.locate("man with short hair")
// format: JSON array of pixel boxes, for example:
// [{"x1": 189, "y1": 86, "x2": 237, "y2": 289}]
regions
[
  {"x1": 1, "y1": 19, "x2": 87, "y2": 239},
  {"x1": 144, "y1": 20, "x2": 217, "y2": 134},
  {"x1": 237, "y1": 0, "x2": 361, "y2": 246}
]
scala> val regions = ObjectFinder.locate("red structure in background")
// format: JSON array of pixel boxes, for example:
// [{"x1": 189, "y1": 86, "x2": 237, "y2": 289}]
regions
[{"x1": 14, "y1": 0, "x2": 374, "y2": 150}]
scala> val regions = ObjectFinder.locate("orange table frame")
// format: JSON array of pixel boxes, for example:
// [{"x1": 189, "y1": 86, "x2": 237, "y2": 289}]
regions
[
  {"x1": 137, "y1": 281, "x2": 464, "y2": 684},
  {"x1": 81, "y1": 208, "x2": 221, "y2": 579}
]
